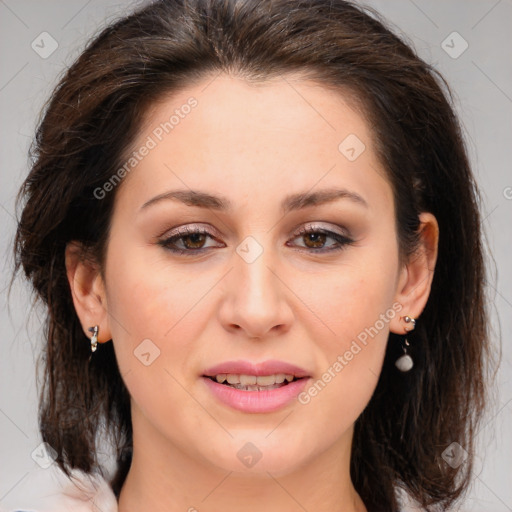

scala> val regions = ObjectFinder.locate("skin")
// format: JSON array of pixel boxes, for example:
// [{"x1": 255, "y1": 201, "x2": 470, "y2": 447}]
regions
[{"x1": 66, "y1": 74, "x2": 438, "y2": 512}]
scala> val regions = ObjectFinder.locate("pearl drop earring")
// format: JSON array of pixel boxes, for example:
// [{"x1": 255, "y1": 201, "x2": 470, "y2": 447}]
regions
[{"x1": 395, "y1": 316, "x2": 416, "y2": 372}]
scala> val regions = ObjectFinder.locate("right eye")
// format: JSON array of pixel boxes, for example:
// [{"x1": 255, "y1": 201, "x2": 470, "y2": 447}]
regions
[{"x1": 158, "y1": 225, "x2": 225, "y2": 255}]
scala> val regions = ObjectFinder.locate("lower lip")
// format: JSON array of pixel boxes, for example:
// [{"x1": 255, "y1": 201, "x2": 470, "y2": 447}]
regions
[{"x1": 202, "y1": 377, "x2": 310, "y2": 413}]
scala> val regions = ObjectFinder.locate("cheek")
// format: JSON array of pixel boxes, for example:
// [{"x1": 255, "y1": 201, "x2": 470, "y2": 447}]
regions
[
  {"x1": 298, "y1": 255, "x2": 398, "y2": 352},
  {"x1": 103, "y1": 239, "x2": 216, "y2": 377},
  {"x1": 102, "y1": 244, "x2": 217, "y2": 435},
  {"x1": 291, "y1": 251, "x2": 398, "y2": 427}
]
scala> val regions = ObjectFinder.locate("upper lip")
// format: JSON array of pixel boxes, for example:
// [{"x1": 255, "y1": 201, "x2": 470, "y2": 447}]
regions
[{"x1": 203, "y1": 360, "x2": 310, "y2": 379}]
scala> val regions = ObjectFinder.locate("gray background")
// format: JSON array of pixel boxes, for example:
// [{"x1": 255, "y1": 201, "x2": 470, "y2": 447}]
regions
[{"x1": 0, "y1": 0, "x2": 511, "y2": 510}]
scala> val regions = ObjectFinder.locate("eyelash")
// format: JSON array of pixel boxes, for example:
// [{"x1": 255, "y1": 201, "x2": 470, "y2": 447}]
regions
[{"x1": 157, "y1": 224, "x2": 354, "y2": 256}]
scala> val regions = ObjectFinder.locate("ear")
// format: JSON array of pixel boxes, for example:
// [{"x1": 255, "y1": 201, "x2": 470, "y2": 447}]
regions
[
  {"x1": 65, "y1": 241, "x2": 112, "y2": 344},
  {"x1": 390, "y1": 212, "x2": 439, "y2": 334}
]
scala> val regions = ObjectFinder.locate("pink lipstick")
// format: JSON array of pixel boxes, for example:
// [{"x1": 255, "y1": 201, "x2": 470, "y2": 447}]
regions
[{"x1": 202, "y1": 360, "x2": 311, "y2": 413}]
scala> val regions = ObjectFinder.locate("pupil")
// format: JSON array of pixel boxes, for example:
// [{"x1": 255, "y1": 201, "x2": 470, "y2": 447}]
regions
[
  {"x1": 184, "y1": 233, "x2": 205, "y2": 249},
  {"x1": 305, "y1": 232, "x2": 325, "y2": 248}
]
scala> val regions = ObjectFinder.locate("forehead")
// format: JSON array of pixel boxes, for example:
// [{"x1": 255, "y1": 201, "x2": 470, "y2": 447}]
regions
[{"x1": 116, "y1": 74, "x2": 392, "y2": 213}]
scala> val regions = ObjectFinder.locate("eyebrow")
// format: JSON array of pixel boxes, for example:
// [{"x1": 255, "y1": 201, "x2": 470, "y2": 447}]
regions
[{"x1": 140, "y1": 187, "x2": 368, "y2": 213}]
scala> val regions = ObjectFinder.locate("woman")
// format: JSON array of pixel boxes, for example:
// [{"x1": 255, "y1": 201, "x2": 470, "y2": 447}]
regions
[{"x1": 12, "y1": 0, "x2": 491, "y2": 510}]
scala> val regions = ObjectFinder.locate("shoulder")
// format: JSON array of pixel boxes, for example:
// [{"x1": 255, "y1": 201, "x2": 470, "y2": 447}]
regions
[{"x1": 3, "y1": 466, "x2": 117, "y2": 512}]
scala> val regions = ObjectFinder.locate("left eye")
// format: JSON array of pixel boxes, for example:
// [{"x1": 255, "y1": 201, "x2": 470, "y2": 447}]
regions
[
  {"x1": 287, "y1": 226, "x2": 354, "y2": 252},
  {"x1": 158, "y1": 225, "x2": 353, "y2": 255}
]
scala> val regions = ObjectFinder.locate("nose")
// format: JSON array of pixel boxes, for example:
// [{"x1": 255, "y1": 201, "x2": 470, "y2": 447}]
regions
[{"x1": 217, "y1": 240, "x2": 294, "y2": 339}]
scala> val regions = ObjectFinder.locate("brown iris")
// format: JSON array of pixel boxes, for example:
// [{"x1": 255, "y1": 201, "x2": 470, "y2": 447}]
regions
[
  {"x1": 182, "y1": 233, "x2": 208, "y2": 249},
  {"x1": 302, "y1": 232, "x2": 327, "y2": 249}
]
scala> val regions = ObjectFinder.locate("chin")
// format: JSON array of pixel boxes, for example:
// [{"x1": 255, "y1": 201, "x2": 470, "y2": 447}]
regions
[{"x1": 202, "y1": 432, "x2": 314, "y2": 477}]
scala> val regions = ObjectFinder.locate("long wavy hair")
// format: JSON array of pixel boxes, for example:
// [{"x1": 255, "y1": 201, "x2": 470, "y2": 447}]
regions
[{"x1": 14, "y1": 1, "x2": 492, "y2": 510}]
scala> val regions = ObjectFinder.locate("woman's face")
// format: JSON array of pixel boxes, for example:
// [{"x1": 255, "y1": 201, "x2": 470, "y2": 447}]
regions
[{"x1": 93, "y1": 75, "x2": 414, "y2": 475}]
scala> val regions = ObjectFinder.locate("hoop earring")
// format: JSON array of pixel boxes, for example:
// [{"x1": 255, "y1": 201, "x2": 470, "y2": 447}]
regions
[
  {"x1": 395, "y1": 316, "x2": 416, "y2": 372},
  {"x1": 88, "y1": 325, "x2": 99, "y2": 353}
]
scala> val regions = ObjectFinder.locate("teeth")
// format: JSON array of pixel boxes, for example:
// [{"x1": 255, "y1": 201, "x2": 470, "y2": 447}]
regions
[
  {"x1": 226, "y1": 374, "x2": 239, "y2": 384},
  {"x1": 240, "y1": 375, "x2": 257, "y2": 385},
  {"x1": 230, "y1": 383, "x2": 284, "y2": 391},
  {"x1": 212, "y1": 373, "x2": 296, "y2": 386},
  {"x1": 256, "y1": 375, "x2": 277, "y2": 386}
]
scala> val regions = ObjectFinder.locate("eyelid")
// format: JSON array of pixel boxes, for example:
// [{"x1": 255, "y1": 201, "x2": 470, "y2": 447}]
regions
[
  {"x1": 158, "y1": 222, "x2": 221, "y2": 239},
  {"x1": 157, "y1": 221, "x2": 355, "y2": 255},
  {"x1": 292, "y1": 221, "x2": 350, "y2": 238},
  {"x1": 159, "y1": 222, "x2": 349, "y2": 242}
]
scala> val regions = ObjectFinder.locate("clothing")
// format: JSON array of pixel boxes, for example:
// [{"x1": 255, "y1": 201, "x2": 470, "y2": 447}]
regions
[
  {"x1": 6, "y1": 466, "x2": 421, "y2": 511},
  {"x1": 5, "y1": 467, "x2": 117, "y2": 512}
]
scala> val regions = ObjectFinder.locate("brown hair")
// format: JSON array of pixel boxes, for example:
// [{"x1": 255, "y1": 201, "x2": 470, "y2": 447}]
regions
[{"x1": 14, "y1": 1, "x2": 492, "y2": 510}]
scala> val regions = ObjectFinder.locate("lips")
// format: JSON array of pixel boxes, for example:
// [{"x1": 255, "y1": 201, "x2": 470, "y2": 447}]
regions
[
  {"x1": 213, "y1": 373, "x2": 295, "y2": 391},
  {"x1": 203, "y1": 359, "x2": 310, "y2": 390},
  {"x1": 201, "y1": 360, "x2": 311, "y2": 412},
  {"x1": 203, "y1": 360, "x2": 310, "y2": 379}
]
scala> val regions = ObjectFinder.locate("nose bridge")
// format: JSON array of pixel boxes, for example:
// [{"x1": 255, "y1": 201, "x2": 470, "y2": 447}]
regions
[
  {"x1": 220, "y1": 233, "x2": 293, "y2": 337},
  {"x1": 235, "y1": 235, "x2": 277, "y2": 312}
]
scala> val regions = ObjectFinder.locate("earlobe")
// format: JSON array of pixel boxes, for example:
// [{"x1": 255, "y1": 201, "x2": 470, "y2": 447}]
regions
[
  {"x1": 390, "y1": 212, "x2": 439, "y2": 334},
  {"x1": 65, "y1": 241, "x2": 112, "y2": 343}
]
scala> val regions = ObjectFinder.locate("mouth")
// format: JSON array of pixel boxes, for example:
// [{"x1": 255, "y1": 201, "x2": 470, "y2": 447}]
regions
[
  {"x1": 203, "y1": 373, "x2": 304, "y2": 391},
  {"x1": 201, "y1": 360, "x2": 311, "y2": 412}
]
